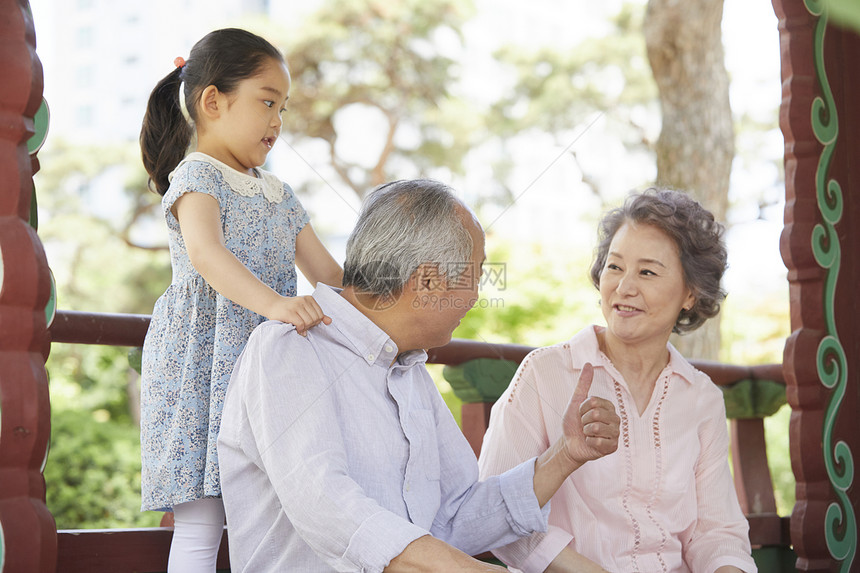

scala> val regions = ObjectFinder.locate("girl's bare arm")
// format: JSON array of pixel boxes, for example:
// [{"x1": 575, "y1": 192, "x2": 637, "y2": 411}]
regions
[
  {"x1": 174, "y1": 191, "x2": 329, "y2": 333},
  {"x1": 295, "y1": 223, "x2": 344, "y2": 288}
]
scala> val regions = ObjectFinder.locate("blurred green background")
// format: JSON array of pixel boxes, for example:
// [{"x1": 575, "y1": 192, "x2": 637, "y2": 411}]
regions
[{"x1": 31, "y1": 0, "x2": 800, "y2": 528}]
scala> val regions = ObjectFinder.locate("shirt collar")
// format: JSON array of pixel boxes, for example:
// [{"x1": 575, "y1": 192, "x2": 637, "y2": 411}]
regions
[
  {"x1": 567, "y1": 324, "x2": 696, "y2": 386},
  {"x1": 665, "y1": 342, "x2": 697, "y2": 384},
  {"x1": 311, "y1": 284, "x2": 427, "y2": 367}
]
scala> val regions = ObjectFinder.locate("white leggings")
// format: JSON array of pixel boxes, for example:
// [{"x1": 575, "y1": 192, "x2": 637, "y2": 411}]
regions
[{"x1": 168, "y1": 498, "x2": 226, "y2": 573}]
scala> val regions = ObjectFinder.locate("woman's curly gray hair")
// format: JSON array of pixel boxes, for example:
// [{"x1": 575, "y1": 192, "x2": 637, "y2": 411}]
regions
[{"x1": 590, "y1": 188, "x2": 728, "y2": 334}]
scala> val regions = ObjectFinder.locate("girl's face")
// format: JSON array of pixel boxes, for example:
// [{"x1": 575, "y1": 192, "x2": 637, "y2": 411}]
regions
[
  {"x1": 599, "y1": 222, "x2": 695, "y2": 349},
  {"x1": 200, "y1": 57, "x2": 291, "y2": 174}
]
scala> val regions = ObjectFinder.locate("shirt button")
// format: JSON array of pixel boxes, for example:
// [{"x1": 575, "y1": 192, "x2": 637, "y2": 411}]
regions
[
  {"x1": 384, "y1": 345, "x2": 393, "y2": 353},
  {"x1": 367, "y1": 354, "x2": 375, "y2": 361}
]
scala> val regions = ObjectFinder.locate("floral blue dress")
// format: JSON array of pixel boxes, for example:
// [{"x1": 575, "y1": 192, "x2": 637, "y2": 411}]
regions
[{"x1": 140, "y1": 152, "x2": 309, "y2": 511}]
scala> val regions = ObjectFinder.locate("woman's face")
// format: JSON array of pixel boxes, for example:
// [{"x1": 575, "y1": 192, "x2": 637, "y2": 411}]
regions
[{"x1": 599, "y1": 222, "x2": 695, "y2": 348}]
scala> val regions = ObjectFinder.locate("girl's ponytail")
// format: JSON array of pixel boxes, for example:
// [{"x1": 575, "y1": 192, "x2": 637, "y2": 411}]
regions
[{"x1": 140, "y1": 67, "x2": 192, "y2": 195}]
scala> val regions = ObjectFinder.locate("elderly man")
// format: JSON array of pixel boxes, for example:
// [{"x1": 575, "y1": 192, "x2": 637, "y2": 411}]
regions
[{"x1": 218, "y1": 179, "x2": 620, "y2": 572}]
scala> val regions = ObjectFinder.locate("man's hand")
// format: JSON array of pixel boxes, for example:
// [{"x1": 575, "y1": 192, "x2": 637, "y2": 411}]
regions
[
  {"x1": 533, "y1": 363, "x2": 620, "y2": 507},
  {"x1": 560, "y1": 363, "x2": 620, "y2": 466}
]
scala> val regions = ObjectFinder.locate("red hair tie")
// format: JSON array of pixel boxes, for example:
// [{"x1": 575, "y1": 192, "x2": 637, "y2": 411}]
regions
[{"x1": 174, "y1": 57, "x2": 186, "y2": 69}]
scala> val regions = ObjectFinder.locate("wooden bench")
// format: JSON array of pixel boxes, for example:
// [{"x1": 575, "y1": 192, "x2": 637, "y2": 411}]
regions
[{"x1": 51, "y1": 312, "x2": 793, "y2": 571}]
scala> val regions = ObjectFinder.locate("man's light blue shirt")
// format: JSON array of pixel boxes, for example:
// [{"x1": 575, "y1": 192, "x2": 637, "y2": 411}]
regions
[{"x1": 219, "y1": 284, "x2": 549, "y2": 572}]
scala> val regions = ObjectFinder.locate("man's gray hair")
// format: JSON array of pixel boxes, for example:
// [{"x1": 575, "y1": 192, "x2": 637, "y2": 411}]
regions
[{"x1": 343, "y1": 179, "x2": 475, "y2": 298}]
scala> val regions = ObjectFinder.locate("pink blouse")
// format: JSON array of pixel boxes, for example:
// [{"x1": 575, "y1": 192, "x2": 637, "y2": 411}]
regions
[{"x1": 477, "y1": 326, "x2": 757, "y2": 573}]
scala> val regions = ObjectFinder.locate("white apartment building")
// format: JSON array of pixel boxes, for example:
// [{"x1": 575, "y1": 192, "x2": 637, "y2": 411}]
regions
[{"x1": 32, "y1": 0, "x2": 271, "y2": 144}]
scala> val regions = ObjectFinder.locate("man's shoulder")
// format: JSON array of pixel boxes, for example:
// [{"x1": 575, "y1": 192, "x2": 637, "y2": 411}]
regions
[
  {"x1": 232, "y1": 320, "x2": 333, "y2": 405},
  {"x1": 253, "y1": 318, "x2": 298, "y2": 337},
  {"x1": 247, "y1": 319, "x2": 302, "y2": 350},
  {"x1": 241, "y1": 320, "x2": 320, "y2": 373}
]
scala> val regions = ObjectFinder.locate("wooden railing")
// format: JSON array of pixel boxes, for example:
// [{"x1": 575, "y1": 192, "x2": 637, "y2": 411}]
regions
[{"x1": 49, "y1": 310, "x2": 791, "y2": 572}]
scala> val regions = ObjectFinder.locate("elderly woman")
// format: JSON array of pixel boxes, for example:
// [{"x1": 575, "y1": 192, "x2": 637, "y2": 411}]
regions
[{"x1": 478, "y1": 189, "x2": 756, "y2": 573}]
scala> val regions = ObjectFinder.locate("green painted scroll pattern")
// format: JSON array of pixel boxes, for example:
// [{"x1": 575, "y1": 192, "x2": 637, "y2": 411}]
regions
[{"x1": 804, "y1": 0, "x2": 856, "y2": 570}]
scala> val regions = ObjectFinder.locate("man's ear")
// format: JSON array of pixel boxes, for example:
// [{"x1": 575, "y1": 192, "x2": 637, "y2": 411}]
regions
[
  {"x1": 199, "y1": 85, "x2": 224, "y2": 120},
  {"x1": 408, "y1": 263, "x2": 445, "y2": 294}
]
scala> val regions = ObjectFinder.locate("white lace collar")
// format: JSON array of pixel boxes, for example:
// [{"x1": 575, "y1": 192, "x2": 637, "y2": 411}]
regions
[{"x1": 175, "y1": 152, "x2": 285, "y2": 203}]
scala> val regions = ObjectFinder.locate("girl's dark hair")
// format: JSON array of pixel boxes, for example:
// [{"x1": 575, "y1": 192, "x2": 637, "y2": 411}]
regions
[
  {"x1": 590, "y1": 188, "x2": 728, "y2": 334},
  {"x1": 140, "y1": 28, "x2": 285, "y2": 195}
]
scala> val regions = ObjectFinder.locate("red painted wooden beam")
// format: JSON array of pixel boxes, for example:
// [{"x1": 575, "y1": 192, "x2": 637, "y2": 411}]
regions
[{"x1": 0, "y1": 1, "x2": 56, "y2": 571}]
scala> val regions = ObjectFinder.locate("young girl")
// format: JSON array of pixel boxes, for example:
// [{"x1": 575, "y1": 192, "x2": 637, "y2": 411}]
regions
[{"x1": 138, "y1": 28, "x2": 343, "y2": 572}]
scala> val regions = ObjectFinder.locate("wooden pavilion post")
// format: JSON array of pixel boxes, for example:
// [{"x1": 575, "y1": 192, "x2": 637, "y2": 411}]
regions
[
  {"x1": 0, "y1": 0, "x2": 56, "y2": 571},
  {"x1": 775, "y1": 0, "x2": 859, "y2": 570}
]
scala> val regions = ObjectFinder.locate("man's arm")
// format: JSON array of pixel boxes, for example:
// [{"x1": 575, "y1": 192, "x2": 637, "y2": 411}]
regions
[
  {"x1": 476, "y1": 356, "x2": 575, "y2": 572},
  {"x1": 418, "y1": 363, "x2": 617, "y2": 560},
  {"x1": 533, "y1": 363, "x2": 620, "y2": 507},
  {"x1": 385, "y1": 536, "x2": 506, "y2": 573},
  {"x1": 474, "y1": 358, "x2": 619, "y2": 572}
]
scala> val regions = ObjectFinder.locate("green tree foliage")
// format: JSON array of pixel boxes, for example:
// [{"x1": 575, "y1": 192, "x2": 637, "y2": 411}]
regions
[
  {"x1": 489, "y1": 4, "x2": 656, "y2": 135},
  {"x1": 485, "y1": 3, "x2": 657, "y2": 202},
  {"x1": 271, "y1": 0, "x2": 479, "y2": 196},
  {"x1": 46, "y1": 409, "x2": 160, "y2": 529},
  {"x1": 452, "y1": 238, "x2": 601, "y2": 347},
  {"x1": 49, "y1": 345, "x2": 134, "y2": 421}
]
